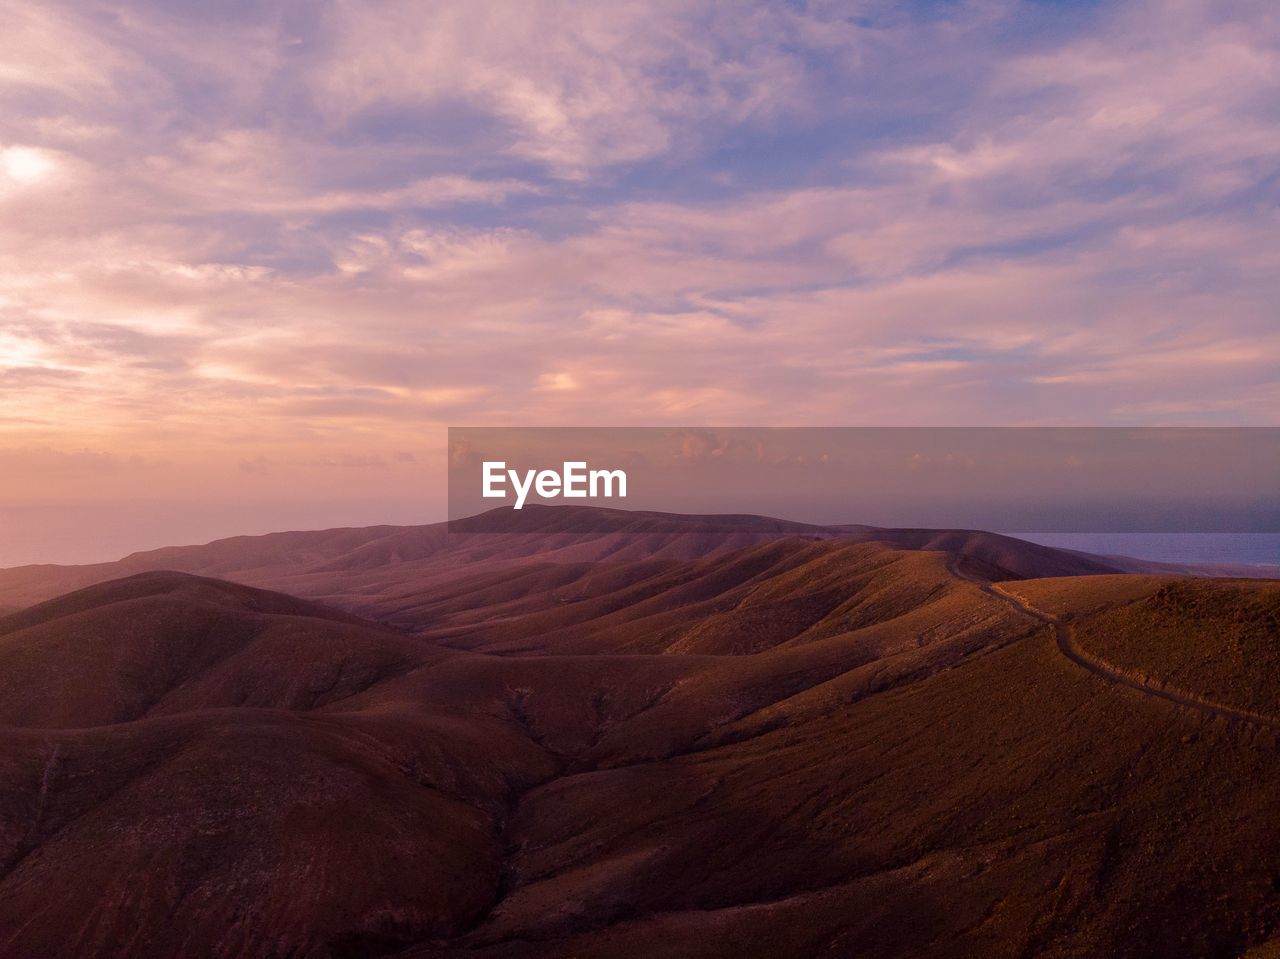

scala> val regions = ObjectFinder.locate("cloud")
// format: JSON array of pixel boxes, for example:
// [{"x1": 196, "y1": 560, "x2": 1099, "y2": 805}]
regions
[
  {"x1": 0, "y1": 6, "x2": 127, "y2": 98},
  {"x1": 309, "y1": 0, "x2": 824, "y2": 177},
  {"x1": 1, "y1": 0, "x2": 1278, "y2": 560}
]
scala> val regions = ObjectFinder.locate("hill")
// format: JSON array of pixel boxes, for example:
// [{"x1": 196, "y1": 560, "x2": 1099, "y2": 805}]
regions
[
  {"x1": 0, "y1": 526, "x2": 1279, "y2": 956},
  {"x1": 0, "y1": 572, "x2": 555, "y2": 956},
  {"x1": 0, "y1": 571, "x2": 439, "y2": 727},
  {"x1": 0, "y1": 506, "x2": 1130, "y2": 623}
]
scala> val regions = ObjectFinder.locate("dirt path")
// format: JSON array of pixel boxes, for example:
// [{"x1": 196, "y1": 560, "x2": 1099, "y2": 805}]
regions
[{"x1": 947, "y1": 558, "x2": 1280, "y2": 731}]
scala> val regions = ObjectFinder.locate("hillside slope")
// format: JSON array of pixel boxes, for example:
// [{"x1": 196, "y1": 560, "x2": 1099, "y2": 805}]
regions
[
  {"x1": 0, "y1": 507, "x2": 1128, "y2": 621},
  {"x1": 1, "y1": 536, "x2": 1279, "y2": 956}
]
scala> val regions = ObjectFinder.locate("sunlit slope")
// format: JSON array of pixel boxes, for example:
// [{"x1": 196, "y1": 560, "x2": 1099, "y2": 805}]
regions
[
  {"x1": 1004, "y1": 574, "x2": 1280, "y2": 720},
  {"x1": 0, "y1": 537, "x2": 1278, "y2": 957},
  {"x1": 0, "y1": 545, "x2": 1037, "y2": 957},
  {"x1": 425, "y1": 625, "x2": 1280, "y2": 959},
  {"x1": 413, "y1": 540, "x2": 1013, "y2": 654}
]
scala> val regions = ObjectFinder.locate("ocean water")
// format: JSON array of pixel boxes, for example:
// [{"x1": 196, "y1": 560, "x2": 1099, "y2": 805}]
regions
[{"x1": 1011, "y1": 533, "x2": 1280, "y2": 569}]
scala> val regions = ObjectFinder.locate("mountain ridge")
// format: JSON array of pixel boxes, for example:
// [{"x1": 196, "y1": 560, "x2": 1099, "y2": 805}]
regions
[
  {"x1": 2, "y1": 521, "x2": 1280, "y2": 956},
  {"x1": 0, "y1": 506, "x2": 1146, "y2": 616}
]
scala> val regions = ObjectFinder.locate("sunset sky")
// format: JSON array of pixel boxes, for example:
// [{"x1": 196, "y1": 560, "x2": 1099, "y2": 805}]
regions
[{"x1": 2, "y1": 0, "x2": 1278, "y2": 563}]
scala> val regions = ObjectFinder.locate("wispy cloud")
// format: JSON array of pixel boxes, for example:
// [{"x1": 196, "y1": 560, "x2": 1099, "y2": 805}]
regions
[{"x1": 1, "y1": 0, "x2": 1277, "y2": 558}]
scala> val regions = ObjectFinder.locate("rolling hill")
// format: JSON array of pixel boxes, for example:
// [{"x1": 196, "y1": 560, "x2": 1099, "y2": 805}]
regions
[
  {"x1": 0, "y1": 506, "x2": 1129, "y2": 621},
  {"x1": 0, "y1": 508, "x2": 1278, "y2": 957}
]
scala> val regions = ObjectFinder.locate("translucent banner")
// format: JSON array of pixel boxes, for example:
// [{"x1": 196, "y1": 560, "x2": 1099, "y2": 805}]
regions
[{"x1": 448, "y1": 427, "x2": 1279, "y2": 534}]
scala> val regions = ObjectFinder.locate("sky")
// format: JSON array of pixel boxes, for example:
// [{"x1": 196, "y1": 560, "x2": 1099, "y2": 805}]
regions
[{"x1": 1, "y1": 0, "x2": 1278, "y2": 563}]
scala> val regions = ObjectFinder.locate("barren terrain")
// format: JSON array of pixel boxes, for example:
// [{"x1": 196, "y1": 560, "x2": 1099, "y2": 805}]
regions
[{"x1": 1, "y1": 507, "x2": 1277, "y2": 957}]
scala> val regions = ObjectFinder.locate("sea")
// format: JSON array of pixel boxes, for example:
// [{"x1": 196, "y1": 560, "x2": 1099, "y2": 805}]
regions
[{"x1": 1010, "y1": 533, "x2": 1280, "y2": 570}]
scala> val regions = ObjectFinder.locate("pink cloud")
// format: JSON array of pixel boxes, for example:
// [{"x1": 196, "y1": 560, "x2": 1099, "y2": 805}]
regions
[{"x1": 1, "y1": 0, "x2": 1277, "y2": 561}]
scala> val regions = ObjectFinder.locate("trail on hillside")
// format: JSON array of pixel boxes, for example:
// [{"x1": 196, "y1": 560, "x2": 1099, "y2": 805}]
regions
[{"x1": 947, "y1": 558, "x2": 1280, "y2": 731}]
